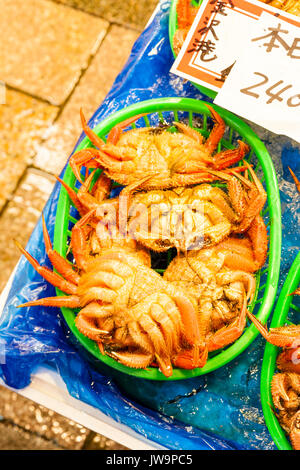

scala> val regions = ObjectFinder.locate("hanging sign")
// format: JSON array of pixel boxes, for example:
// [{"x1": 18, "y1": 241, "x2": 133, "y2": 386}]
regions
[
  {"x1": 214, "y1": 10, "x2": 300, "y2": 142},
  {"x1": 170, "y1": 0, "x2": 299, "y2": 94}
]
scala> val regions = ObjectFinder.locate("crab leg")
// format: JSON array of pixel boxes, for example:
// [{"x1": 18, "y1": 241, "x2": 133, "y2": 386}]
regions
[
  {"x1": 174, "y1": 163, "x2": 249, "y2": 180},
  {"x1": 172, "y1": 345, "x2": 208, "y2": 369},
  {"x1": 56, "y1": 176, "x2": 86, "y2": 216},
  {"x1": 288, "y1": 166, "x2": 300, "y2": 194},
  {"x1": 109, "y1": 350, "x2": 154, "y2": 370},
  {"x1": 173, "y1": 121, "x2": 205, "y2": 145},
  {"x1": 213, "y1": 141, "x2": 250, "y2": 170},
  {"x1": 42, "y1": 215, "x2": 80, "y2": 285},
  {"x1": 18, "y1": 295, "x2": 80, "y2": 308},
  {"x1": 246, "y1": 215, "x2": 268, "y2": 270},
  {"x1": 106, "y1": 113, "x2": 147, "y2": 144},
  {"x1": 15, "y1": 240, "x2": 78, "y2": 295},
  {"x1": 80, "y1": 109, "x2": 106, "y2": 150},
  {"x1": 204, "y1": 104, "x2": 226, "y2": 154},
  {"x1": 271, "y1": 373, "x2": 291, "y2": 409},
  {"x1": 70, "y1": 203, "x2": 117, "y2": 270},
  {"x1": 173, "y1": 294, "x2": 202, "y2": 366},
  {"x1": 77, "y1": 172, "x2": 112, "y2": 212},
  {"x1": 247, "y1": 310, "x2": 300, "y2": 348},
  {"x1": 69, "y1": 148, "x2": 102, "y2": 184},
  {"x1": 94, "y1": 151, "x2": 135, "y2": 175},
  {"x1": 207, "y1": 297, "x2": 247, "y2": 351},
  {"x1": 75, "y1": 313, "x2": 110, "y2": 341},
  {"x1": 71, "y1": 210, "x2": 96, "y2": 271}
]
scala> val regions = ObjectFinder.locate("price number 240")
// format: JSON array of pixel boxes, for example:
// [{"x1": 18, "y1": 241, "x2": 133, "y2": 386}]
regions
[{"x1": 240, "y1": 72, "x2": 300, "y2": 107}]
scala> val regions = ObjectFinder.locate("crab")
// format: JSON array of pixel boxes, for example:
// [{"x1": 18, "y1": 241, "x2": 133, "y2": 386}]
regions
[
  {"x1": 162, "y1": 235, "x2": 261, "y2": 368},
  {"x1": 15, "y1": 175, "x2": 206, "y2": 377},
  {"x1": 59, "y1": 161, "x2": 267, "y2": 256},
  {"x1": 69, "y1": 104, "x2": 250, "y2": 190},
  {"x1": 173, "y1": 0, "x2": 200, "y2": 55},
  {"x1": 271, "y1": 372, "x2": 300, "y2": 450},
  {"x1": 126, "y1": 162, "x2": 268, "y2": 252},
  {"x1": 247, "y1": 293, "x2": 300, "y2": 449}
]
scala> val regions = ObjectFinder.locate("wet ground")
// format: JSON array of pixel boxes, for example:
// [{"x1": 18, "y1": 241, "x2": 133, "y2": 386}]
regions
[{"x1": 0, "y1": 0, "x2": 158, "y2": 450}]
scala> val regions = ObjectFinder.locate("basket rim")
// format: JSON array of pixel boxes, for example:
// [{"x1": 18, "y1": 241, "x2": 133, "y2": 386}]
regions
[
  {"x1": 168, "y1": 0, "x2": 217, "y2": 99},
  {"x1": 54, "y1": 97, "x2": 282, "y2": 380},
  {"x1": 260, "y1": 252, "x2": 300, "y2": 450}
]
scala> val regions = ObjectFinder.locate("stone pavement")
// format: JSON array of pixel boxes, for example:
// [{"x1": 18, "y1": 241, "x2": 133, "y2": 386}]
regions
[{"x1": 0, "y1": 0, "x2": 158, "y2": 450}]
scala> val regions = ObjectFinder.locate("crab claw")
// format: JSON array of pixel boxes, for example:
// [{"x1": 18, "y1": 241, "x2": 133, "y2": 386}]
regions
[{"x1": 247, "y1": 310, "x2": 300, "y2": 348}]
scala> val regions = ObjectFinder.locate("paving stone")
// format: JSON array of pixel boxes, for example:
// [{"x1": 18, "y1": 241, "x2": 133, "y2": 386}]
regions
[
  {"x1": 0, "y1": 170, "x2": 56, "y2": 293},
  {"x1": 0, "y1": 420, "x2": 62, "y2": 450},
  {"x1": 0, "y1": 0, "x2": 109, "y2": 105},
  {"x1": 0, "y1": 89, "x2": 58, "y2": 211},
  {"x1": 34, "y1": 25, "x2": 139, "y2": 175},
  {"x1": 84, "y1": 432, "x2": 128, "y2": 450},
  {"x1": 0, "y1": 386, "x2": 89, "y2": 449},
  {"x1": 54, "y1": 0, "x2": 159, "y2": 30}
]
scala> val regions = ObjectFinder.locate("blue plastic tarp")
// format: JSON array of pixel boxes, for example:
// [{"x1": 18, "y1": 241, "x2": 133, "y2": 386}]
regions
[{"x1": 0, "y1": 0, "x2": 299, "y2": 450}]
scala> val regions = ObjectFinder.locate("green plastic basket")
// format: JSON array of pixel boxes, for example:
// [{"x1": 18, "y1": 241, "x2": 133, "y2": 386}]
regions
[
  {"x1": 169, "y1": 0, "x2": 217, "y2": 99},
  {"x1": 53, "y1": 97, "x2": 281, "y2": 380},
  {"x1": 261, "y1": 252, "x2": 300, "y2": 450}
]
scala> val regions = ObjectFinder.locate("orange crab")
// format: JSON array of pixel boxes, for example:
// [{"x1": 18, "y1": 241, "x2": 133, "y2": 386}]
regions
[
  {"x1": 173, "y1": 0, "x2": 200, "y2": 55},
  {"x1": 69, "y1": 105, "x2": 249, "y2": 190},
  {"x1": 59, "y1": 161, "x2": 267, "y2": 256},
  {"x1": 247, "y1": 284, "x2": 300, "y2": 449},
  {"x1": 271, "y1": 372, "x2": 300, "y2": 450},
  {"x1": 163, "y1": 229, "x2": 266, "y2": 369},
  {"x1": 16, "y1": 219, "x2": 205, "y2": 377},
  {"x1": 15, "y1": 176, "x2": 206, "y2": 377}
]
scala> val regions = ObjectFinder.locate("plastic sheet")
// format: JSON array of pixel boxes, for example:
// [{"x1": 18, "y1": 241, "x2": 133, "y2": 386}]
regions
[{"x1": 0, "y1": 0, "x2": 299, "y2": 450}]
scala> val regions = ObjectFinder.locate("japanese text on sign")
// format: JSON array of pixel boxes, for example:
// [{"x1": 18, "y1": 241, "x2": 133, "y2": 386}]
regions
[{"x1": 214, "y1": 11, "x2": 300, "y2": 142}]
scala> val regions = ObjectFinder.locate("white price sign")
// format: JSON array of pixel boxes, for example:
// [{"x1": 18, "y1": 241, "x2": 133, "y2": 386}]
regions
[{"x1": 214, "y1": 11, "x2": 300, "y2": 142}]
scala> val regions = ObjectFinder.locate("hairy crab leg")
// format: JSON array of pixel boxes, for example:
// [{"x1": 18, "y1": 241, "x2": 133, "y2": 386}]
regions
[
  {"x1": 172, "y1": 345, "x2": 208, "y2": 370},
  {"x1": 109, "y1": 350, "x2": 154, "y2": 370},
  {"x1": 75, "y1": 313, "x2": 110, "y2": 341},
  {"x1": 42, "y1": 215, "x2": 80, "y2": 285},
  {"x1": 70, "y1": 204, "x2": 118, "y2": 271},
  {"x1": 173, "y1": 121, "x2": 205, "y2": 146},
  {"x1": 80, "y1": 109, "x2": 106, "y2": 150},
  {"x1": 288, "y1": 166, "x2": 300, "y2": 194},
  {"x1": 271, "y1": 373, "x2": 291, "y2": 409},
  {"x1": 69, "y1": 148, "x2": 102, "y2": 184},
  {"x1": 207, "y1": 297, "x2": 247, "y2": 351},
  {"x1": 204, "y1": 104, "x2": 226, "y2": 154},
  {"x1": 173, "y1": 294, "x2": 202, "y2": 366},
  {"x1": 213, "y1": 141, "x2": 250, "y2": 170},
  {"x1": 18, "y1": 295, "x2": 80, "y2": 308},
  {"x1": 77, "y1": 172, "x2": 112, "y2": 212},
  {"x1": 247, "y1": 310, "x2": 300, "y2": 348},
  {"x1": 246, "y1": 215, "x2": 268, "y2": 270},
  {"x1": 15, "y1": 240, "x2": 78, "y2": 295},
  {"x1": 56, "y1": 175, "x2": 86, "y2": 216},
  {"x1": 106, "y1": 113, "x2": 147, "y2": 144}
]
